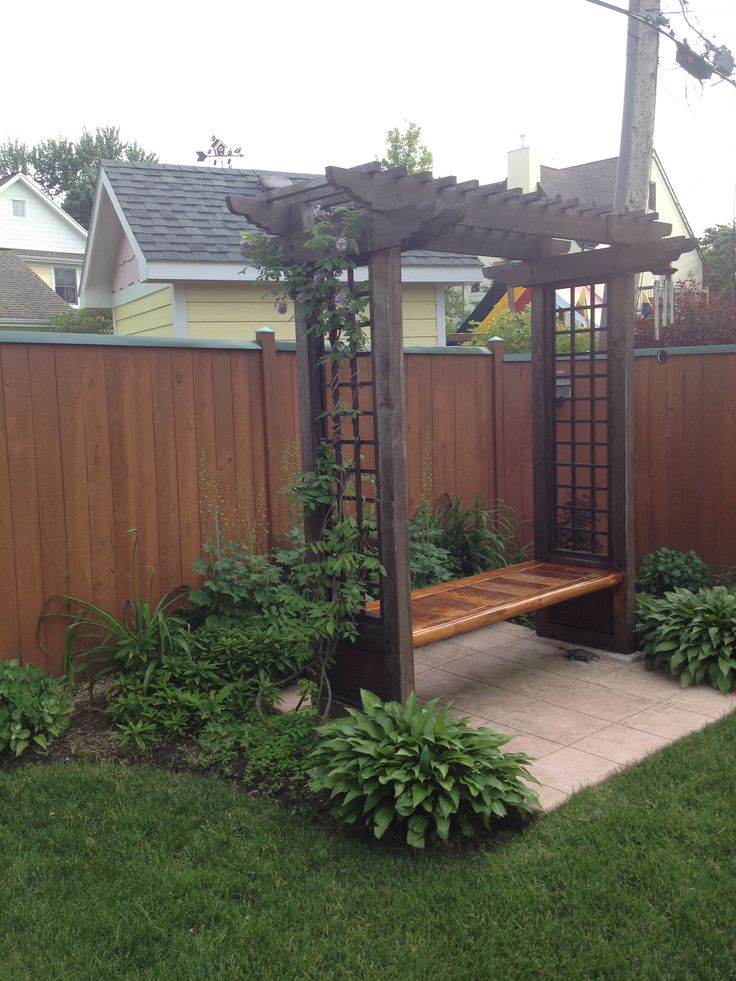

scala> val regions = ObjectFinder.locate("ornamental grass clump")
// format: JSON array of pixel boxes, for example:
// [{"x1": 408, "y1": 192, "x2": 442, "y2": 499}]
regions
[
  {"x1": 636, "y1": 586, "x2": 736, "y2": 693},
  {"x1": 308, "y1": 690, "x2": 538, "y2": 848}
]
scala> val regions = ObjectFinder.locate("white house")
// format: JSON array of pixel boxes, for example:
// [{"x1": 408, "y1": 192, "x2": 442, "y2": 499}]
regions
[{"x1": 0, "y1": 173, "x2": 87, "y2": 329}]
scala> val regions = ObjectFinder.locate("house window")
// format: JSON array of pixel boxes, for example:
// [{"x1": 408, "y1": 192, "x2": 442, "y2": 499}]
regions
[
  {"x1": 648, "y1": 181, "x2": 657, "y2": 212},
  {"x1": 11, "y1": 199, "x2": 26, "y2": 218},
  {"x1": 54, "y1": 267, "x2": 79, "y2": 305}
]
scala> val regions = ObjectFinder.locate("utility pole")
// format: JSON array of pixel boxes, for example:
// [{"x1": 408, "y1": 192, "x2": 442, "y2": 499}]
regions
[{"x1": 613, "y1": 0, "x2": 661, "y2": 213}]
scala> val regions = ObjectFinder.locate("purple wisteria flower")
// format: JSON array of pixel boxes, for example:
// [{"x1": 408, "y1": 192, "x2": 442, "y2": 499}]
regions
[
  {"x1": 335, "y1": 237, "x2": 348, "y2": 253},
  {"x1": 275, "y1": 301, "x2": 288, "y2": 315},
  {"x1": 296, "y1": 292, "x2": 307, "y2": 304},
  {"x1": 335, "y1": 292, "x2": 346, "y2": 304},
  {"x1": 312, "y1": 205, "x2": 330, "y2": 222},
  {"x1": 313, "y1": 272, "x2": 325, "y2": 285}
]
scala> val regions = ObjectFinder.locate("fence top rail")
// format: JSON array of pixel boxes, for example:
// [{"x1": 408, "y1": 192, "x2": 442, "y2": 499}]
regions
[
  {"x1": 504, "y1": 344, "x2": 736, "y2": 363},
  {"x1": 0, "y1": 330, "x2": 493, "y2": 356},
  {"x1": 3, "y1": 331, "x2": 733, "y2": 360}
]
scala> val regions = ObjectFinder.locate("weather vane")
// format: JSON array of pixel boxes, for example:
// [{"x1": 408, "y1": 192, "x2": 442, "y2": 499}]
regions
[{"x1": 195, "y1": 135, "x2": 244, "y2": 167}]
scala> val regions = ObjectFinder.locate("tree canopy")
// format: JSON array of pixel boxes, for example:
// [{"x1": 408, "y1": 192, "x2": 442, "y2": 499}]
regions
[
  {"x1": 700, "y1": 223, "x2": 736, "y2": 297},
  {"x1": 381, "y1": 122, "x2": 433, "y2": 175},
  {"x1": 0, "y1": 127, "x2": 157, "y2": 228}
]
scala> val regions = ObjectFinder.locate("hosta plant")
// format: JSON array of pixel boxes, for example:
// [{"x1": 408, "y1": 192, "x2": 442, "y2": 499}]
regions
[
  {"x1": 636, "y1": 586, "x2": 736, "y2": 693},
  {"x1": 308, "y1": 690, "x2": 538, "y2": 848},
  {"x1": 0, "y1": 660, "x2": 73, "y2": 756},
  {"x1": 637, "y1": 547, "x2": 712, "y2": 597}
]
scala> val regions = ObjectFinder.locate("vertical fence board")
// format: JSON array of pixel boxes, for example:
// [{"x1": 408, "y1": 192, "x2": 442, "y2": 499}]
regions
[
  {"x1": 718, "y1": 356, "x2": 736, "y2": 573},
  {"x1": 0, "y1": 350, "x2": 23, "y2": 663},
  {"x1": 103, "y1": 347, "x2": 138, "y2": 612},
  {"x1": 55, "y1": 347, "x2": 95, "y2": 609},
  {"x1": 27, "y1": 347, "x2": 69, "y2": 669},
  {"x1": 2, "y1": 346, "x2": 46, "y2": 668},
  {"x1": 246, "y1": 351, "x2": 269, "y2": 548},
  {"x1": 212, "y1": 350, "x2": 238, "y2": 538},
  {"x1": 80, "y1": 348, "x2": 117, "y2": 619},
  {"x1": 430, "y1": 357, "x2": 454, "y2": 501},
  {"x1": 698, "y1": 355, "x2": 721, "y2": 568},
  {"x1": 230, "y1": 352, "x2": 258, "y2": 547},
  {"x1": 404, "y1": 356, "x2": 421, "y2": 516},
  {"x1": 170, "y1": 349, "x2": 201, "y2": 585},
  {"x1": 151, "y1": 349, "x2": 184, "y2": 590}
]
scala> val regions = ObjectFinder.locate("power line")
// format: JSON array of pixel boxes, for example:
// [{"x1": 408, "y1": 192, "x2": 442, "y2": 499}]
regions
[{"x1": 584, "y1": 0, "x2": 736, "y2": 86}]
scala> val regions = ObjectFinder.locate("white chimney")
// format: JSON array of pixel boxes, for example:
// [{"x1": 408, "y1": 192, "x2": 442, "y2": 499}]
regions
[{"x1": 507, "y1": 144, "x2": 541, "y2": 194}]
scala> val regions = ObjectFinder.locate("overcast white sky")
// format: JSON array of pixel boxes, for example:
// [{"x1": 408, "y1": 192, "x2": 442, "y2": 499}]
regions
[{"x1": 3, "y1": 0, "x2": 735, "y2": 234}]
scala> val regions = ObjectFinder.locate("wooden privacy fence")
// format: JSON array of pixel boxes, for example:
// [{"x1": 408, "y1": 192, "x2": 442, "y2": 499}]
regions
[{"x1": 1, "y1": 332, "x2": 735, "y2": 673}]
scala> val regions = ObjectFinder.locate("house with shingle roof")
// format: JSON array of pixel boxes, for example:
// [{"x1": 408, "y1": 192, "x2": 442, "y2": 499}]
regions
[
  {"x1": 506, "y1": 145, "x2": 703, "y2": 285},
  {"x1": 81, "y1": 161, "x2": 483, "y2": 345},
  {"x1": 0, "y1": 173, "x2": 87, "y2": 329}
]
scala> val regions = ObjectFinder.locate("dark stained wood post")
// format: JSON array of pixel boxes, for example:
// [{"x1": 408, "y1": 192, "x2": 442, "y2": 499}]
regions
[
  {"x1": 294, "y1": 308, "x2": 328, "y2": 545},
  {"x1": 488, "y1": 338, "x2": 506, "y2": 505},
  {"x1": 606, "y1": 271, "x2": 637, "y2": 651},
  {"x1": 531, "y1": 284, "x2": 554, "y2": 562},
  {"x1": 369, "y1": 247, "x2": 414, "y2": 701}
]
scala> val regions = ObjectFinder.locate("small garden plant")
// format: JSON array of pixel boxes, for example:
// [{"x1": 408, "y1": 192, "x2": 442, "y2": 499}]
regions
[
  {"x1": 636, "y1": 586, "x2": 736, "y2": 693},
  {"x1": 309, "y1": 690, "x2": 538, "y2": 848},
  {"x1": 637, "y1": 548, "x2": 712, "y2": 597},
  {"x1": 0, "y1": 660, "x2": 73, "y2": 757}
]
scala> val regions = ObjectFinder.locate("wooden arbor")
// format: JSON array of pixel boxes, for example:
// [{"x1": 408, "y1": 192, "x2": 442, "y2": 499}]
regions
[{"x1": 227, "y1": 163, "x2": 696, "y2": 704}]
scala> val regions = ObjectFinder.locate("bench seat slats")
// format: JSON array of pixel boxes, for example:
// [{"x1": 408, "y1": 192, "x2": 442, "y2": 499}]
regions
[{"x1": 365, "y1": 560, "x2": 623, "y2": 648}]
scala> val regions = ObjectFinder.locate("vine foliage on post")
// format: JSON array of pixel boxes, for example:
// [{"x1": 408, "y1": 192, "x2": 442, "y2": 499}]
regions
[{"x1": 241, "y1": 209, "x2": 384, "y2": 714}]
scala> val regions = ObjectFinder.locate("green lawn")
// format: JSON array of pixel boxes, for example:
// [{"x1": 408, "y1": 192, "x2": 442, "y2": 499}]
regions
[{"x1": 2, "y1": 714, "x2": 736, "y2": 980}]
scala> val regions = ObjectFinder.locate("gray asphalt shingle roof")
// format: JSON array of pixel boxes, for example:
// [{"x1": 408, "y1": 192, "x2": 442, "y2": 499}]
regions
[
  {"x1": 0, "y1": 250, "x2": 72, "y2": 320},
  {"x1": 102, "y1": 161, "x2": 482, "y2": 267},
  {"x1": 539, "y1": 158, "x2": 619, "y2": 209}
]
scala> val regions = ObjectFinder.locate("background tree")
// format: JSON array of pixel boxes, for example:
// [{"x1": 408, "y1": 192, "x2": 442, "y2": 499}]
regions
[
  {"x1": 700, "y1": 223, "x2": 736, "y2": 298},
  {"x1": 381, "y1": 122, "x2": 433, "y2": 175},
  {"x1": 49, "y1": 309, "x2": 113, "y2": 335},
  {"x1": 444, "y1": 287, "x2": 474, "y2": 337},
  {"x1": 0, "y1": 127, "x2": 157, "y2": 228}
]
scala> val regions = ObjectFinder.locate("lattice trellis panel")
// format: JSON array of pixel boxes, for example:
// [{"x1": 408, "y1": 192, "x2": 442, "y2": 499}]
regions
[{"x1": 551, "y1": 282, "x2": 611, "y2": 560}]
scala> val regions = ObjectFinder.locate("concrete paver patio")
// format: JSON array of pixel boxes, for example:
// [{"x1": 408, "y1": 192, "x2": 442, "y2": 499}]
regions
[{"x1": 414, "y1": 622, "x2": 736, "y2": 811}]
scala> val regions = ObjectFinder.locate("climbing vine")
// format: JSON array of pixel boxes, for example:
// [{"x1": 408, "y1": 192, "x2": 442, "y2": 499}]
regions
[{"x1": 241, "y1": 209, "x2": 383, "y2": 714}]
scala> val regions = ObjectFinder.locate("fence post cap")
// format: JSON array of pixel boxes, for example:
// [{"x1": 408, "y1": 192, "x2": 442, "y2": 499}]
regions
[{"x1": 255, "y1": 326, "x2": 276, "y2": 349}]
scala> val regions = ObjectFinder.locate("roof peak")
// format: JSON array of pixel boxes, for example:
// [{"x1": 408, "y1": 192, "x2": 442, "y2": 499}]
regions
[{"x1": 100, "y1": 159, "x2": 318, "y2": 181}]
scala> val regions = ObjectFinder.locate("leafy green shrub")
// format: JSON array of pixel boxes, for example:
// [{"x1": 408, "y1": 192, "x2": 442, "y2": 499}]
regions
[
  {"x1": 409, "y1": 508, "x2": 460, "y2": 589},
  {"x1": 0, "y1": 660, "x2": 73, "y2": 756},
  {"x1": 189, "y1": 544, "x2": 283, "y2": 626},
  {"x1": 109, "y1": 623, "x2": 314, "y2": 750},
  {"x1": 197, "y1": 708, "x2": 318, "y2": 791},
  {"x1": 636, "y1": 586, "x2": 736, "y2": 693},
  {"x1": 637, "y1": 548, "x2": 712, "y2": 597},
  {"x1": 309, "y1": 690, "x2": 538, "y2": 848}
]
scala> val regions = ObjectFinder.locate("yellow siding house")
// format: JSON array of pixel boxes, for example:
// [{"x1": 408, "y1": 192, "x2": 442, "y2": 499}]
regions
[{"x1": 81, "y1": 162, "x2": 483, "y2": 345}]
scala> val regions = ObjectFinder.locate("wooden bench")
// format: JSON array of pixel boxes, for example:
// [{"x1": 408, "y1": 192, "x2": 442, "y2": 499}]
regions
[{"x1": 365, "y1": 560, "x2": 624, "y2": 648}]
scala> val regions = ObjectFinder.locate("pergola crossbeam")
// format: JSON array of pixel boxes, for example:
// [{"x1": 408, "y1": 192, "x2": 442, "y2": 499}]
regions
[{"x1": 483, "y1": 235, "x2": 696, "y2": 286}]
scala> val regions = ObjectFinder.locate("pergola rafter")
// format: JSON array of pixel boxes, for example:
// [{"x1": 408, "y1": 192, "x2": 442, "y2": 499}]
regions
[{"x1": 226, "y1": 163, "x2": 697, "y2": 705}]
